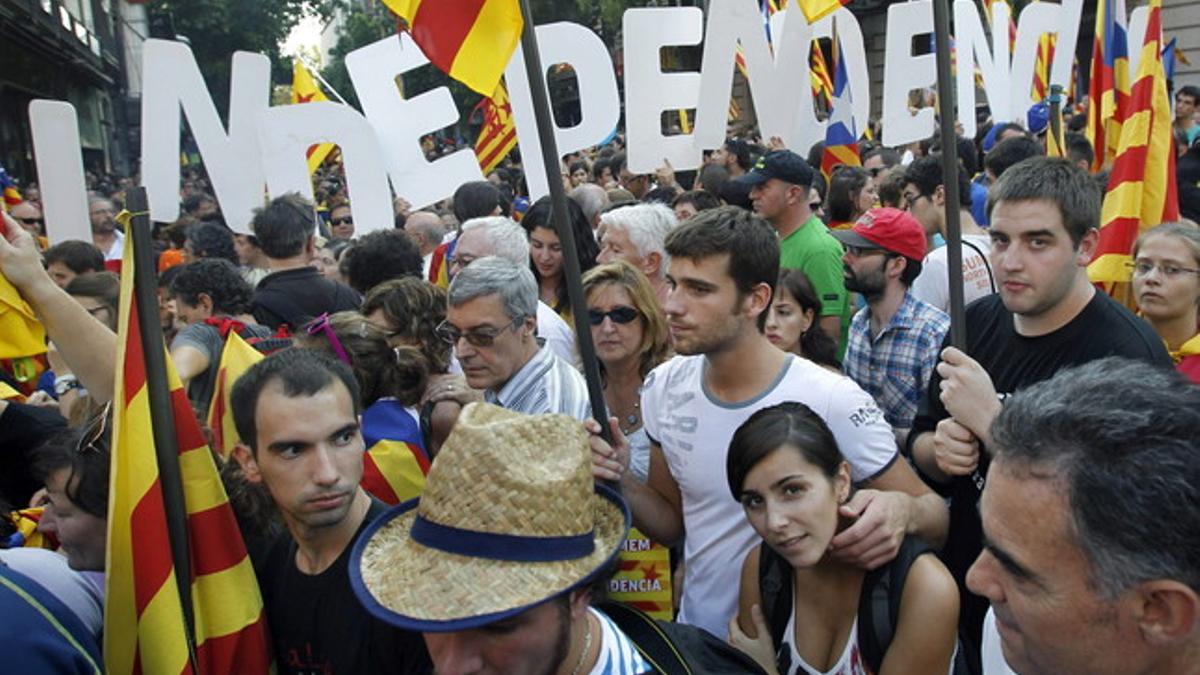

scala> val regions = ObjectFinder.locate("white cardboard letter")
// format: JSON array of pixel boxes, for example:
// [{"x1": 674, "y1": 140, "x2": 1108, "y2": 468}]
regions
[
  {"x1": 954, "y1": 0, "x2": 1011, "y2": 136},
  {"x1": 29, "y1": 101, "x2": 90, "y2": 244},
  {"x1": 140, "y1": 40, "x2": 269, "y2": 232},
  {"x1": 507, "y1": 22, "x2": 622, "y2": 198},
  {"x1": 256, "y1": 103, "x2": 394, "y2": 235},
  {"x1": 346, "y1": 34, "x2": 482, "y2": 211},
  {"x1": 882, "y1": 1, "x2": 936, "y2": 146},
  {"x1": 622, "y1": 9, "x2": 703, "y2": 175}
]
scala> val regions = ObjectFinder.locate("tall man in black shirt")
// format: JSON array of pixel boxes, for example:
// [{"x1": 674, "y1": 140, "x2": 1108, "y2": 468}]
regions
[
  {"x1": 249, "y1": 193, "x2": 360, "y2": 330},
  {"x1": 906, "y1": 157, "x2": 1172, "y2": 666},
  {"x1": 230, "y1": 349, "x2": 430, "y2": 674}
]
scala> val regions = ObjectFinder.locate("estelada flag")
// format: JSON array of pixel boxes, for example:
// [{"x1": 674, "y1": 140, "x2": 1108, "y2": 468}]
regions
[
  {"x1": 1088, "y1": 0, "x2": 1177, "y2": 302},
  {"x1": 796, "y1": 0, "x2": 850, "y2": 24},
  {"x1": 359, "y1": 399, "x2": 431, "y2": 505},
  {"x1": 291, "y1": 60, "x2": 336, "y2": 175},
  {"x1": 474, "y1": 82, "x2": 518, "y2": 174},
  {"x1": 206, "y1": 330, "x2": 264, "y2": 460},
  {"x1": 382, "y1": 0, "x2": 523, "y2": 97},
  {"x1": 106, "y1": 231, "x2": 273, "y2": 674},
  {"x1": 820, "y1": 21, "x2": 861, "y2": 180}
]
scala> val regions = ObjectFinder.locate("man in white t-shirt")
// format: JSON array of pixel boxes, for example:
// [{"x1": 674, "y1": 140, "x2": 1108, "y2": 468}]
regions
[
  {"x1": 591, "y1": 206, "x2": 949, "y2": 639},
  {"x1": 904, "y1": 156, "x2": 996, "y2": 312}
]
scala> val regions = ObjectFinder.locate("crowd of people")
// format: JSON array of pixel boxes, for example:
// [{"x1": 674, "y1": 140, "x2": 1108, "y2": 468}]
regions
[{"x1": 0, "y1": 109, "x2": 1198, "y2": 675}]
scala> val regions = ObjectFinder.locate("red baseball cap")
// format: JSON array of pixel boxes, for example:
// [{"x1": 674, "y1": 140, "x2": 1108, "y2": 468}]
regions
[{"x1": 830, "y1": 207, "x2": 927, "y2": 261}]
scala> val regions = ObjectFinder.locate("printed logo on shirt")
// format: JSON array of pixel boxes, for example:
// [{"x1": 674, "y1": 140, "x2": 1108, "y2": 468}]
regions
[
  {"x1": 848, "y1": 404, "x2": 885, "y2": 428},
  {"x1": 823, "y1": 293, "x2": 841, "y2": 302}
]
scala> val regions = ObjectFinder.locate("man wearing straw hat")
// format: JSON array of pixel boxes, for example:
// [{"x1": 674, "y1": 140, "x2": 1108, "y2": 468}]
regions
[
  {"x1": 230, "y1": 349, "x2": 431, "y2": 674},
  {"x1": 350, "y1": 402, "x2": 654, "y2": 675}
]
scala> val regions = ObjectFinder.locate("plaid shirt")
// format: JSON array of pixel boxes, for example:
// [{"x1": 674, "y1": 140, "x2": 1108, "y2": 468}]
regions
[{"x1": 843, "y1": 292, "x2": 950, "y2": 432}]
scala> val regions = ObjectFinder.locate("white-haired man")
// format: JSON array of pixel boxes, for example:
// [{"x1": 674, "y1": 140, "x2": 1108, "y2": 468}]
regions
[
  {"x1": 597, "y1": 203, "x2": 676, "y2": 307},
  {"x1": 450, "y1": 216, "x2": 577, "y2": 366}
]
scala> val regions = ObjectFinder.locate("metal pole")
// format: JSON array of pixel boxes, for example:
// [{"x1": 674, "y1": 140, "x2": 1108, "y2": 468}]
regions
[
  {"x1": 126, "y1": 187, "x2": 199, "y2": 669},
  {"x1": 931, "y1": 0, "x2": 966, "y2": 349},
  {"x1": 516, "y1": 0, "x2": 611, "y2": 441}
]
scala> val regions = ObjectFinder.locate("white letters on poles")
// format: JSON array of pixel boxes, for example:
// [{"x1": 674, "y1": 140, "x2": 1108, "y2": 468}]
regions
[{"x1": 27, "y1": 4, "x2": 1098, "y2": 238}]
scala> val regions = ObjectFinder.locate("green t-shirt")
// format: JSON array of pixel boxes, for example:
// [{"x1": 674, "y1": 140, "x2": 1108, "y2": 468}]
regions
[{"x1": 778, "y1": 215, "x2": 852, "y2": 355}]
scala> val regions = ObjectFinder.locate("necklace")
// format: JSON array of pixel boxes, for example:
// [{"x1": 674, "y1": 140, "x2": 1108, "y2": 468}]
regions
[
  {"x1": 619, "y1": 400, "x2": 641, "y2": 434},
  {"x1": 570, "y1": 614, "x2": 594, "y2": 675}
]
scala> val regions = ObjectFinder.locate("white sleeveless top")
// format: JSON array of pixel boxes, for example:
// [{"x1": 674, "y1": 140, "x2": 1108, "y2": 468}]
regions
[{"x1": 780, "y1": 613, "x2": 871, "y2": 675}]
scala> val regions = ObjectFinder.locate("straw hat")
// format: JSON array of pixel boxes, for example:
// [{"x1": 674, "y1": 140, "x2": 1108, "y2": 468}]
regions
[{"x1": 350, "y1": 402, "x2": 630, "y2": 631}]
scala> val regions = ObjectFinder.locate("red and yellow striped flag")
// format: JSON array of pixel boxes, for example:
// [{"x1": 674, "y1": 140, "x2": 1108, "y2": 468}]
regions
[
  {"x1": 474, "y1": 82, "x2": 518, "y2": 174},
  {"x1": 292, "y1": 60, "x2": 336, "y2": 175},
  {"x1": 106, "y1": 233, "x2": 273, "y2": 675},
  {"x1": 382, "y1": 0, "x2": 522, "y2": 97},
  {"x1": 1086, "y1": 0, "x2": 1131, "y2": 171},
  {"x1": 1033, "y1": 34, "x2": 1056, "y2": 101},
  {"x1": 811, "y1": 40, "x2": 834, "y2": 111},
  {"x1": 206, "y1": 330, "x2": 264, "y2": 460},
  {"x1": 1088, "y1": 0, "x2": 1178, "y2": 294}
]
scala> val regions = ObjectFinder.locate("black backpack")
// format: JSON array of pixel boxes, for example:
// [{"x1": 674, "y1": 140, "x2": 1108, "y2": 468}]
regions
[
  {"x1": 758, "y1": 536, "x2": 972, "y2": 674},
  {"x1": 599, "y1": 601, "x2": 770, "y2": 675}
]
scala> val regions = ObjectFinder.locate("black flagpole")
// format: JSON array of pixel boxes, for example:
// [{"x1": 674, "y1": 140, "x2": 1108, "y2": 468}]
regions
[
  {"x1": 515, "y1": 0, "x2": 611, "y2": 441},
  {"x1": 127, "y1": 187, "x2": 200, "y2": 669},
  {"x1": 932, "y1": 0, "x2": 967, "y2": 349}
]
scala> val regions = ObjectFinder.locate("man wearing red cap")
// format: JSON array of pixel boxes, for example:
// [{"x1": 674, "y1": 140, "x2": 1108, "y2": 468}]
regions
[{"x1": 833, "y1": 208, "x2": 950, "y2": 446}]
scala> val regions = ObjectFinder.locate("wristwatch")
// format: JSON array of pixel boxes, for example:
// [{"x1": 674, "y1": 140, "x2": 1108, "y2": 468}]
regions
[{"x1": 54, "y1": 375, "x2": 81, "y2": 397}]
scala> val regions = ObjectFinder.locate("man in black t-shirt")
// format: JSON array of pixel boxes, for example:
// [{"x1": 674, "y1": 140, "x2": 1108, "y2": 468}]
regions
[
  {"x1": 230, "y1": 349, "x2": 430, "y2": 675},
  {"x1": 906, "y1": 158, "x2": 1172, "y2": 665},
  {"x1": 249, "y1": 193, "x2": 360, "y2": 330}
]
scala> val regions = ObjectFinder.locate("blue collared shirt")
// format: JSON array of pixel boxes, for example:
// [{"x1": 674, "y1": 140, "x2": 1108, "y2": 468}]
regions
[
  {"x1": 484, "y1": 345, "x2": 591, "y2": 420},
  {"x1": 843, "y1": 292, "x2": 950, "y2": 432}
]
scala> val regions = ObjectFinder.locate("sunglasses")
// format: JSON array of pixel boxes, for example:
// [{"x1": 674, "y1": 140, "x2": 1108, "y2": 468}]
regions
[
  {"x1": 330, "y1": 216, "x2": 353, "y2": 226},
  {"x1": 76, "y1": 401, "x2": 113, "y2": 455},
  {"x1": 587, "y1": 306, "x2": 639, "y2": 326},
  {"x1": 17, "y1": 217, "x2": 44, "y2": 226},
  {"x1": 304, "y1": 313, "x2": 353, "y2": 365},
  {"x1": 436, "y1": 317, "x2": 522, "y2": 347}
]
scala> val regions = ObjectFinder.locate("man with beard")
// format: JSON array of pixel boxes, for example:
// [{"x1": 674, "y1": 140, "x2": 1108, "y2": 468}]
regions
[
  {"x1": 88, "y1": 197, "x2": 123, "y2": 261},
  {"x1": 592, "y1": 206, "x2": 949, "y2": 638},
  {"x1": 834, "y1": 208, "x2": 949, "y2": 446}
]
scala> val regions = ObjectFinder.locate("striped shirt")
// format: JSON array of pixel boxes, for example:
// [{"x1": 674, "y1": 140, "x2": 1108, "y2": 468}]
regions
[
  {"x1": 586, "y1": 607, "x2": 652, "y2": 675},
  {"x1": 484, "y1": 345, "x2": 591, "y2": 420},
  {"x1": 843, "y1": 292, "x2": 950, "y2": 432}
]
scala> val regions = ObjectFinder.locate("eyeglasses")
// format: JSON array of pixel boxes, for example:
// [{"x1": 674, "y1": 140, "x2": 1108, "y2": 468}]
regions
[
  {"x1": 1127, "y1": 260, "x2": 1200, "y2": 279},
  {"x1": 436, "y1": 317, "x2": 522, "y2": 347},
  {"x1": 868, "y1": 167, "x2": 885, "y2": 177},
  {"x1": 809, "y1": 202, "x2": 823, "y2": 211},
  {"x1": 76, "y1": 402, "x2": 113, "y2": 455},
  {"x1": 587, "y1": 306, "x2": 639, "y2": 326},
  {"x1": 17, "y1": 217, "x2": 44, "y2": 226},
  {"x1": 903, "y1": 193, "x2": 927, "y2": 208},
  {"x1": 304, "y1": 313, "x2": 353, "y2": 365},
  {"x1": 330, "y1": 216, "x2": 353, "y2": 226},
  {"x1": 83, "y1": 305, "x2": 110, "y2": 318}
]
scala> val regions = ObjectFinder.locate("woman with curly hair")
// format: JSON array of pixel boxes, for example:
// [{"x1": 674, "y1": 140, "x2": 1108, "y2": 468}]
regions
[
  {"x1": 295, "y1": 310, "x2": 434, "y2": 504},
  {"x1": 359, "y1": 277, "x2": 460, "y2": 457},
  {"x1": 169, "y1": 258, "x2": 273, "y2": 415}
]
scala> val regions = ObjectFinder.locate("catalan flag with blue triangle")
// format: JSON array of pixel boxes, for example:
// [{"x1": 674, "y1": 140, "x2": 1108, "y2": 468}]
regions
[
  {"x1": 820, "y1": 22, "x2": 861, "y2": 180},
  {"x1": 359, "y1": 399, "x2": 431, "y2": 505}
]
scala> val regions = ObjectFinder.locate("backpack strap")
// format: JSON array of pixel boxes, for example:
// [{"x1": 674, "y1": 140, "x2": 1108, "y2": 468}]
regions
[
  {"x1": 756, "y1": 541, "x2": 792, "y2": 667},
  {"x1": 597, "y1": 600, "x2": 691, "y2": 674},
  {"x1": 857, "y1": 537, "x2": 935, "y2": 672}
]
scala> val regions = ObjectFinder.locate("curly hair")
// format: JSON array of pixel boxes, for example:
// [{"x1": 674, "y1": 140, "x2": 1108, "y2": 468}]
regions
[
  {"x1": 296, "y1": 311, "x2": 428, "y2": 408},
  {"x1": 361, "y1": 277, "x2": 451, "y2": 374},
  {"x1": 340, "y1": 230, "x2": 424, "y2": 295},
  {"x1": 170, "y1": 259, "x2": 254, "y2": 316},
  {"x1": 186, "y1": 221, "x2": 238, "y2": 264}
]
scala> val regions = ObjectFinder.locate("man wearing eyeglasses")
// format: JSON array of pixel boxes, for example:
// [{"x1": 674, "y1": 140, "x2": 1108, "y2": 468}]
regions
[
  {"x1": 443, "y1": 256, "x2": 590, "y2": 419},
  {"x1": 905, "y1": 157, "x2": 1171, "y2": 668}
]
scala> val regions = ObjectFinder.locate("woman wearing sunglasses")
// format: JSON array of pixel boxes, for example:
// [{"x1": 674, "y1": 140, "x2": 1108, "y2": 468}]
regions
[
  {"x1": 582, "y1": 261, "x2": 671, "y2": 482},
  {"x1": 1130, "y1": 222, "x2": 1200, "y2": 383},
  {"x1": 297, "y1": 311, "x2": 433, "y2": 505}
]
